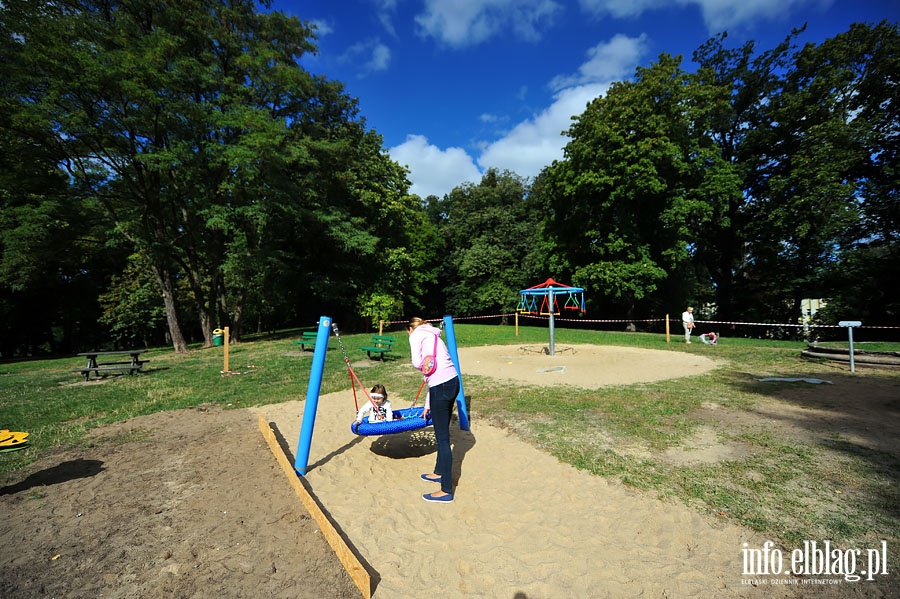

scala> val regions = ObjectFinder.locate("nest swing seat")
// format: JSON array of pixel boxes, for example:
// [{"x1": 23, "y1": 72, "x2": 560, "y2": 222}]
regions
[
  {"x1": 350, "y1": 406, "x2": 433, "y2": 436},
  {"x1": 332, "y1": 322, "x2": 434, "y2": 437}
]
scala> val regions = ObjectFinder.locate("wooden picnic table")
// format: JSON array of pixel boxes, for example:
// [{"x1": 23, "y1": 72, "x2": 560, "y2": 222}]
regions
[{"x1": 74, "y1": 349, "x2": 149, "y2": 381}]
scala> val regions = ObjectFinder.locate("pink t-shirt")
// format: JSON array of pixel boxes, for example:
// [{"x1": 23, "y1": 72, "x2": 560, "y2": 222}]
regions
[{"x1": 408, "y1": 323, "x2": 458, "y2": 388}]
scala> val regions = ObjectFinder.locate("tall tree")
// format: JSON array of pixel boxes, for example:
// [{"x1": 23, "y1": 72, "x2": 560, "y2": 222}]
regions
[
  {"x1": 688, "y1": 32, "x2": 795, "y2": 321},
  {"x1": 433, "y1": 169, "x2": 545, "y2": 317},
  {"x1": 740, "y1": 22, "x2": 897, "y2": 325},
  {"x1": 3, "y1": 0, "x2": 423, "y2": 349},
  {"x1": 0, "y1": 17, "x2": 127, "y2": 356},
  {"x1": 540, "y1": 55, "x2": 704, "y2": 317},
  {"x1": 799, "y1": 21, "x2": 900, "y2": 327},
  {"x1": 0, "y1": 125, "x2": 125, "y2": 355}
]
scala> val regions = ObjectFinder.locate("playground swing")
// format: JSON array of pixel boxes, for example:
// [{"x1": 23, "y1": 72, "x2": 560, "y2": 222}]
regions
[
  {"x1": 539, "y1": 295, "x2": 560, "y2": 316},
  {"x1": 563, "y1": 291, "x2": 586, "y2": 313},
  {"x1": 330, "y1": 323, "x2": 433, "y2": 437}
]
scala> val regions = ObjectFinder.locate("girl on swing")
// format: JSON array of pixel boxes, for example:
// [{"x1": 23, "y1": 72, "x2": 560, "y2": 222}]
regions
[{"x1": 354, "y1": 384, "x2": 396, "y2": 425}]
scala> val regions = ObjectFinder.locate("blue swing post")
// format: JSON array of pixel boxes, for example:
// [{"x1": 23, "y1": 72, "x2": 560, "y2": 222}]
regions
[
  {"x1": 294, "y1": 316, "x2": 332, "y2": 476},
  {"x1": 443, "y1": 315, "x2": 470, "y2": 431}
]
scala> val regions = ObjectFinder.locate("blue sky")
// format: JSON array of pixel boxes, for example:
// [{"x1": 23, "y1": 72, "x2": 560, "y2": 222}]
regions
[{"x1": 269, "y1": 0, "x2": 897, "y2": 199}]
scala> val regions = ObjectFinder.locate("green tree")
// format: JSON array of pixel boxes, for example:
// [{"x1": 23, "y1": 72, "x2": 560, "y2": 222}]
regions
[
  {"x1": 3, "y1": 0, "x2": 424, "y2": 349},
  {"x1": 262, "y1": 118, "x2": 437, "y2": 330},
  {"x1": 540, "y1": 55, "x2": 704, "y2": 317},
  {"x1": 433, "y1": 169, "x2": 545, "y2": 317},
  {"x1": 739, "y1": 22, "x2": 897, "y2": 326},
  {"x1": 98, "y1": 253, "x2": 169, "y2": 347},
  {"x1": 540, "y1": 23, "x2": 898, "y2": 329},
  {"x1": 802, "y1": 21, "x2": 900, "y2": 328},
  {"x1": 688, "y1": 32, "x2": 795, "y2": 321},
  {"x1": 0, "y1": 61, "x2": 125, "y2": 355}
]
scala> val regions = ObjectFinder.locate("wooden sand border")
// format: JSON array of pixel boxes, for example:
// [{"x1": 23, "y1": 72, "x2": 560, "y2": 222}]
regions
[
  {"x1": 802, "y1": 346, "x2": 900, "y2": 367},
  {"x1": 257, "y1": 413, "x2": 371, "y2": 599}
]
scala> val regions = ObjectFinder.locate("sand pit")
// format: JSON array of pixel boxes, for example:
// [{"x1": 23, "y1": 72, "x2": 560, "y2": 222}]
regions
[
  {"x1": 458, "y1": 343, "x2": 717, "y2": 388},
  {"x1": 256, "y1": 344, "x2": 794, "y2": 597},
  {"x1": 261, "y1": 397, "x2": 784, "y2": 597}
]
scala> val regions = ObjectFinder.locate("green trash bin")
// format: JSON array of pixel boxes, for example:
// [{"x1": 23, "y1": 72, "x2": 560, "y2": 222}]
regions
[{"x1": 212, "y1": 328, "x2": 224, "y2": 347}]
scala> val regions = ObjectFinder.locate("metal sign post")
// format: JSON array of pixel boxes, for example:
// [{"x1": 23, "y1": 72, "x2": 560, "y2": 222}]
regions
[{"x1": 838, "y1": 320, "x2": 862, "y2": 373}]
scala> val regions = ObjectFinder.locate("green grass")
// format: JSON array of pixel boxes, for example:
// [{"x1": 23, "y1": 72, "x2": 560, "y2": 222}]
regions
[{"x1": 3, "y1": 323, "x2": 899, "y2": 553}]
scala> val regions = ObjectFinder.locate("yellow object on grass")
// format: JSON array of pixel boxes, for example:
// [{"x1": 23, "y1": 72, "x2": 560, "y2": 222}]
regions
[{"x1": 0, "y1": 429, "x2": 30, "y2": 452}]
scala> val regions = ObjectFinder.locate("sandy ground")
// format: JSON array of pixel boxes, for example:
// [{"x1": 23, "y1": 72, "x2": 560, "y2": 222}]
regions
[
  {"x1": 456, "y1": 342, "x2": 718, "y2": 387},
  {"x1": 0, "y1": 406, "x2": 358, "y2": 599},
  {"x1": 2, "y1": 343, "x2": 898, "y2": 598},
  {"x1": 259, "y1": 344, "x2": 769, "y2": 598}
]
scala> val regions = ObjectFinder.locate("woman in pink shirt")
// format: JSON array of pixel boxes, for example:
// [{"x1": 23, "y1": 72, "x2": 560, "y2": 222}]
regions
[{"x1": 407, "y1": 317, "x2": 460, "y2": 503}]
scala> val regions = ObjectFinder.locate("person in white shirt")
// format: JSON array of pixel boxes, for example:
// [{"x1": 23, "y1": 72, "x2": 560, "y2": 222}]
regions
[
  {"x1": 354, "y1": 384, "x2": 393, "y2": 424},
  {"x1": 682, "y1": 306, "x2": 695, "y2": 344}
]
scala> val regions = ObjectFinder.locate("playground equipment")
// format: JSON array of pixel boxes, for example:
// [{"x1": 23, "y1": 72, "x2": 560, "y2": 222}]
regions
[
  {"x1": 839, "y1": 320, "x2": 862, "y2": 373},
  {"x1": 352, "y1": 406, "x2": 432, "y2": 435},
  {"x1": 331, "y1": 322, "x2": 433, "y2": 436},
  {"x1": 293, "y1": 315, "x2": 469, "y2": 476},
  {"x1": 518, "y1": 278, "x2": 585, "y2": 355},
  {"x1": 0, "y1": 429, "x2": 29, "y2": 452}
]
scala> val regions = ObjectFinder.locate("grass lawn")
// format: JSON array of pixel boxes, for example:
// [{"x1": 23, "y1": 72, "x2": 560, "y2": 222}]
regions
[{"x1": 2, "y1": 323, "x2": 899, "y2": 552}]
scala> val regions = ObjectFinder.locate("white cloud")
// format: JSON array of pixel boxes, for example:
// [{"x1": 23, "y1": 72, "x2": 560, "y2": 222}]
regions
[
  {"x1": 391, "y1": 33, "x2": 648, "y2": 194},
  {"x1": 480, "y1": 33, "x2": 647, "y2": 178},
  {"x1": 389, "y1": 135, "x2": 482, "y2": 199},
  {"x1": 577, "y1": 0, "x2": 659, "y2": 19},
  {"x1": 549, "y1": 33, "x2": 648, "y2": 91},
  {"x1": 367, "y1": 43, "x2": 392, "y2": 72},
  {"x1": 577, "y1": 0, "x2": 834, "y2": 32},
  {"x1": 369, "y1": 0, "x2": 399, "y2": 38},
  {"x1": 310, "y1": 19, "x2": 334, "y2": 37},
  {"x1": 341, "y1": 40, "x2": 392, "y2": 75},
  {"x1": 415, "y1": 0, "x2": 562, "y2": 47},
  {"x1": 688, "y1": 0, "x2": 833, "y2": 31},
  {"x1": 477, "y1": 83, "x2": 610, "y2": 178}
]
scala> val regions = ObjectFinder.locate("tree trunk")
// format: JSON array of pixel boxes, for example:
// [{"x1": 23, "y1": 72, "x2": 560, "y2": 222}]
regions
[
  {"x1": 152, "y1": 265, "x2": 188, "y2": 353},
  {"x1": 227, "y1": 287, "x2": 246, "y2": 343},
  {"x1": 198, "y1": 310, "x2": 213, "y2": 348},
  {"x1": 183, "y1": 261, "x2": 214, "y2": 348}
]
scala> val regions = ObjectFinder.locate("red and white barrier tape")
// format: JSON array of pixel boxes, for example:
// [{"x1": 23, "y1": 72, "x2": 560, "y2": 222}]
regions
[{"x1": 383, "y1": 313, "x2": 899, "y2": 329}]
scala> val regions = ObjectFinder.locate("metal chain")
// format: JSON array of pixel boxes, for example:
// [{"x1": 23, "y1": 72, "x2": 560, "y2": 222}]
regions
[{"x1": 331, "y1": 322, "x2": 352, "y2": 364}]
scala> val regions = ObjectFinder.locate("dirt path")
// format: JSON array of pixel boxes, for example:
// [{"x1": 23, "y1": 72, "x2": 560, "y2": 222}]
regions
[{"x1": 0, "y1": 406, "x2": 357, "y2": 599}]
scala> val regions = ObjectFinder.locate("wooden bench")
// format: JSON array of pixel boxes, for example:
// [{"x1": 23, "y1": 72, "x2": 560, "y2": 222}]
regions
[
  {"x1": 73, "y1": 350, "x2": 148, "y2": 381},
  {"x1": 360, "y1": 335, "x2": 395, "y2": 360},
  {"x1": 293, "y1": 331, "x2": 318, "y2": 351}
]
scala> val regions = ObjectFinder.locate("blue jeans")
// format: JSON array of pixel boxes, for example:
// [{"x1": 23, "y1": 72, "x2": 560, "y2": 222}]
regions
[{"x1": 430, "y1": 377, "x2": 459, "y2": 494}]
